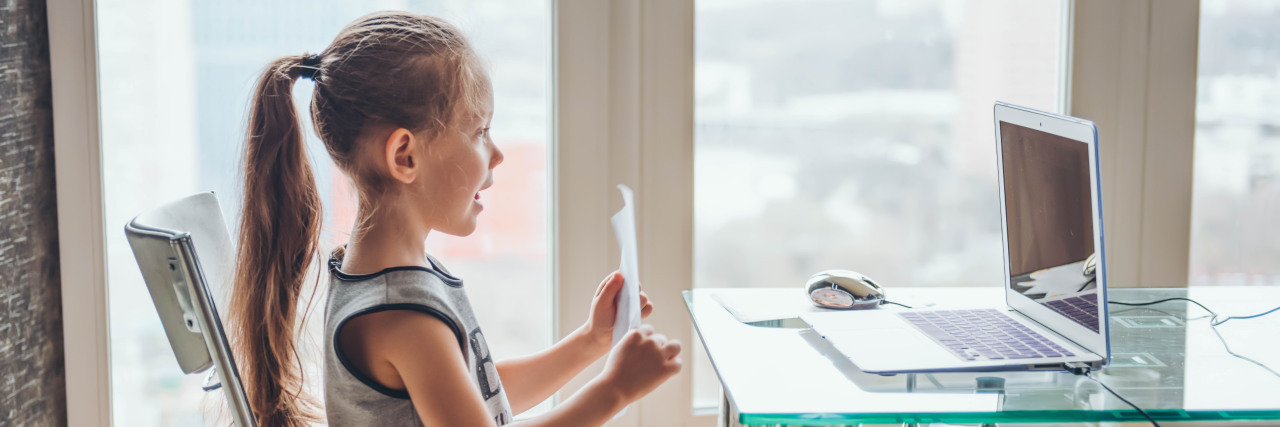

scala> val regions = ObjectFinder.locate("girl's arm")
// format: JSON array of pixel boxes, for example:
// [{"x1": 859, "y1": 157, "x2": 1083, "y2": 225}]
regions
[
  {"x1": 496, "y1": 272, "x2": 652, "y2": 413},
  {"x1": 495, "y1": 326, "x2": 607, "y2": 413},
  {"x1": 373, "y1": 308, "x2": 678, "y2": 426}
]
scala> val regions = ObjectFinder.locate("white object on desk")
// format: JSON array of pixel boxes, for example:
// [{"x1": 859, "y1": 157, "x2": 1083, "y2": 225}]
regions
[
  {"x1": 712, "y1": 291, "x2": 825, "y2": 323},
  {"x1": 611, "y1": 184, "x2": 642, "y2": 347}
]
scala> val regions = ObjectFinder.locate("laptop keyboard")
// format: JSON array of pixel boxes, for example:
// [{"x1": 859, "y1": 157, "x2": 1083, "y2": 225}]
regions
[
  {"x1": 898, "y1": 309, "x2": 1075, "y2": 361},
  {"x1": 1044, "y1": 293, "x2": 1100, "y2": 332}
]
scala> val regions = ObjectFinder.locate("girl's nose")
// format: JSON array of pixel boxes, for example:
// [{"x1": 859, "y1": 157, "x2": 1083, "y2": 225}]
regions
[{"x1": 490, "y1": 144, "x2": 504, "y2": 168}]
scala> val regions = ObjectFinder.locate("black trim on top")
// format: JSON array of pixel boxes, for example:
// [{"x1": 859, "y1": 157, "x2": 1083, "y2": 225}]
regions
[
  {"x1": 424, "y1": 254, "x2": 463, "y2": 282},
  {"x1": 327, "y1": 255, "x2": 463, "y2": 287},
  {"x1": 332, "y1": 303, "x2": 468, "y2": 400}
]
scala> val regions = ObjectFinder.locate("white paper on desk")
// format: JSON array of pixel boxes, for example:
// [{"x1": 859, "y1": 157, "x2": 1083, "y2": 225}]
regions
[{"x1": 611, "y1": 184, "x2": 642, "y2": 348}]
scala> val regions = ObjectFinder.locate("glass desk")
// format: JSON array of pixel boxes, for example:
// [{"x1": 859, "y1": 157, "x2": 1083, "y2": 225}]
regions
[{"x1": 684, "y1": 287, "x2": 1280, "y2": 426}]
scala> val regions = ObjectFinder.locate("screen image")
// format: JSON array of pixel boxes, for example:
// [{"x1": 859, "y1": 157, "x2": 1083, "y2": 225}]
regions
[{"x1": 1000, "y1": 121, "x2": 1100, "y2": 333}]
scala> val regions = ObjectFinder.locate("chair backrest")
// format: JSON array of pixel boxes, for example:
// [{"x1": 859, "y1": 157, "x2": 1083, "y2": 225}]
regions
[{"x1": 124, "y1": 192, "x2": 256, "y2": 427}]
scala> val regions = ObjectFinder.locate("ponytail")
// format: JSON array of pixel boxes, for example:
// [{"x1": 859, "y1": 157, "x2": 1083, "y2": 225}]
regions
[{"x1": 230, "y1": 55, "x2": 323, "y2": 426}]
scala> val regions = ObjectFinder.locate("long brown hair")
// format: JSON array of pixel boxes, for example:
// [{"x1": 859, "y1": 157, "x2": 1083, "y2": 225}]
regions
[{"x1": 230, "y1": 11, "x2": 490, "y2": 426}]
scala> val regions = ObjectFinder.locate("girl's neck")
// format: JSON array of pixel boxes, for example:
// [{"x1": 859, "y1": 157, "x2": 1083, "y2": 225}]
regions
[{"x1": 340, "y1": 203, "x2": 433, "y2": 275}]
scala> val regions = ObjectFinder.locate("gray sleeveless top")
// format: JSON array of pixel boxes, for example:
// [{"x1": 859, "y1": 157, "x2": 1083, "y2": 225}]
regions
[{"x1": 324, "y1": 252, "x2": 513, "y2": 426}]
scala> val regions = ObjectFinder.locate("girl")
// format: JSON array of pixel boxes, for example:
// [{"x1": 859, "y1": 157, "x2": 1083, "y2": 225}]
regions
[{"x1": 229, "y1": 11, "x2": 682, "y2": 426}]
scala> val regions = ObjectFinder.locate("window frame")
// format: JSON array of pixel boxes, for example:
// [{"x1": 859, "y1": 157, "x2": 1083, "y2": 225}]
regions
[
  {"x1": 50, "y1": 0, "x2": 1199, "y2": 425},
  {"x1": 49, "y1": 0, "x2": 112, "y2": 425},
  {"x1": 553, "y1": 0, "x2": 707, "y2": 425}
]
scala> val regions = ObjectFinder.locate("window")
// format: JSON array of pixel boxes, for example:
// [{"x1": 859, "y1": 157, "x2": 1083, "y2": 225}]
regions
[
  {"x1": 1190, "y1": 0, "x2": 1280, "y2": 287},
  {"x1": 693, "y1": 0, "x2": 1065, "y2": 408},
  {"x1": 97, "y1": 1, "x2": 550, "y2": 424}
]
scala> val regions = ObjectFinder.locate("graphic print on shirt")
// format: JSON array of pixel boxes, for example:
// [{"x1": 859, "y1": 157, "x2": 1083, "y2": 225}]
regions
[{"x1": 470, "y1": 328, "x2": 502, "y2": 400}]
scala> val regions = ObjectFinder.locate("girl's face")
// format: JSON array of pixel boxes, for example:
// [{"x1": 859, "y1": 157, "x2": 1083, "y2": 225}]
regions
[{"x1": 415, "y1": 94, "x2": 502, "y2": 237}]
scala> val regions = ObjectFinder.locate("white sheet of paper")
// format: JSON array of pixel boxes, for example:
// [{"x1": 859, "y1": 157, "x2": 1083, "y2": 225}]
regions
[{"x1": 611, "y1": 184, "x2": 642, "y2": 348}]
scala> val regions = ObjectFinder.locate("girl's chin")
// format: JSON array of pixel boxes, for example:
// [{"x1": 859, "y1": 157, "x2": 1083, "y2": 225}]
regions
[{"x1": 439, "y1": 220, "x2": 479, "y2": 237}]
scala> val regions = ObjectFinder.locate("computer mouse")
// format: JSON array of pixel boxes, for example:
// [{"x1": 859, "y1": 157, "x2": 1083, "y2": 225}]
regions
[
  {"x1": 1082, "y1": 253, "x2": 1098, "y2": 277},
  {"x1": 806, "y1": 270, "x2": 885, "y2": 310}
]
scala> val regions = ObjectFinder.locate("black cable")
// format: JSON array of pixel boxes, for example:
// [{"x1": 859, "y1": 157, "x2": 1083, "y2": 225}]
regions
[
  {"x1": 1108, "y1": 297, "x2": 1217, "y2": 317},
  {"x1": 1083, "y1": 373, "x2": 1161, "y2": 427},
  {"x1": 1076, "y1": 277, "x2": 1096, "y2": 292},
  {"x1": 883, "y1": 300, "x2": 912, "y2": 309}
]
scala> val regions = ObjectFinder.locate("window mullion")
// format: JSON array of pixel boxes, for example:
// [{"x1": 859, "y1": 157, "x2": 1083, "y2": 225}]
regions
[
  {"x1": 49, "y1": 0, "x2": 112, "y2": 425},
  {"x1": 553, "y1": 0, "x2": 705, "y2": 425}
]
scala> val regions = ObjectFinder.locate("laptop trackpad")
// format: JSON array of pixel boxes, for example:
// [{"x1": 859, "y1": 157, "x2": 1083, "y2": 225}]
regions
[{"x1": 824, "y1": 327, "x2": 960, "y2": 372}]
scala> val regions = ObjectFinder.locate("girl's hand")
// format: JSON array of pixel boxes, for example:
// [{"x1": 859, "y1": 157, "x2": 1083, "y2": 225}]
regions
[
  {"x1": 583, "y1": 271, "x2": 653, "y2": 352},
  {"x1": 599, "y1": 325, "x2": 682, "y2": 404}
]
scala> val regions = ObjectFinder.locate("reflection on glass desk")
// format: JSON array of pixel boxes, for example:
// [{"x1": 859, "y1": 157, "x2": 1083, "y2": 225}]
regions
[{"x1": 684, "y1": 287, "x2": 1280, "y2": 426}]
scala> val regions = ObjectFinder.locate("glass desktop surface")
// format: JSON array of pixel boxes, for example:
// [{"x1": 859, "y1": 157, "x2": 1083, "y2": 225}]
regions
[{"x1": 684, "y1": 287, "x2": 1280, "y2": 425}]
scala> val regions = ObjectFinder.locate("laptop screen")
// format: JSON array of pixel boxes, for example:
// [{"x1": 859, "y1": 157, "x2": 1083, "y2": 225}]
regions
[{"x1": 999, "y1": 121, "x2": 1100, "y2": 333}]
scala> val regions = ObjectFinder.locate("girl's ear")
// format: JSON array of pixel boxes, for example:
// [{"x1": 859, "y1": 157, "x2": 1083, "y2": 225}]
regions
[{"x1": 384, "y1": 128, "x2": 419, "y2": 184}]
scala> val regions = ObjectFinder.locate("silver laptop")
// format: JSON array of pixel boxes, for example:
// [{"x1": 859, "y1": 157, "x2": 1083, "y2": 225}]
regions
[{"x1": 800, "y1": 102, "x2": 1110, "y2": 374}]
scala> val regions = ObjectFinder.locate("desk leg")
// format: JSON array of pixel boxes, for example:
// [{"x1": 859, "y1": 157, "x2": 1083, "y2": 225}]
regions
[
  {"x1": 721, "y1": 386, "x2": 732, "y2": 427},
  {"x1": 719, "y1": 386, "x2": 730, "y2": 427},
  {"x1": 719, "y1": 386, "x2": 744, "y2": 427}
]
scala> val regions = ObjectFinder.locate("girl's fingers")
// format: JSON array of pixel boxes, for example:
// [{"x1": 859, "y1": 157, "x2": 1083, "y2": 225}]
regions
[
  {"x1": 638, "y1": 291, "x2": 653, "y2": 318},
  {"x1": 596, "y1": 273, "x2": 625, "y2": 312},
  {"x1": 595, "y1": 271, "x2": 621, "y2": 297},
  {"x1": 661, "y1": 340, "x2": 682, "y2": 359},
  {"x1": 635, "y1": 324, "x2": 655, "y2": 336}
]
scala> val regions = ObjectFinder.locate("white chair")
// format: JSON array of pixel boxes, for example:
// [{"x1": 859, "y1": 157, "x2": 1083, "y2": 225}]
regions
[{"x1": 124, "y1": 192, "x2": 255, "y2": 427}]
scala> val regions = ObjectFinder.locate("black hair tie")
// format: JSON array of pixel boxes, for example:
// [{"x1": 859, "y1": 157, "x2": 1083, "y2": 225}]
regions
[{"x1": 299, "y1": 54, "x2": 321, "y2": 80}]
